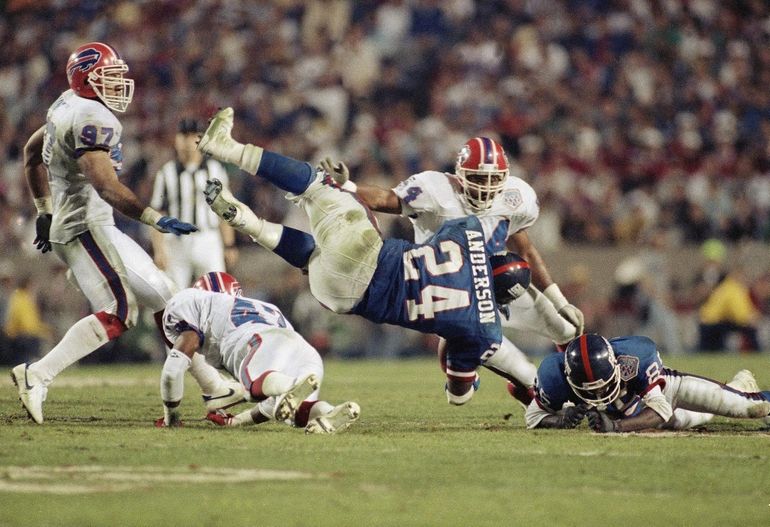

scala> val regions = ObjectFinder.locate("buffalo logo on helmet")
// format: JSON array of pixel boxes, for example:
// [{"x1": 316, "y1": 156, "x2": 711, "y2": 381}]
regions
[{"x1": 67, "y1": 48, "x2": 101, "y2": 78}]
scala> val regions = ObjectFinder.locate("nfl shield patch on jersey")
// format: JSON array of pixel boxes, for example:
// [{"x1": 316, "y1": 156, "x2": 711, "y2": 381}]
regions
[
  {"x1": 503, "y1": 189, "x2": 522, "y2": 208},
  {"x1": 618, "y1": 355, "x2": 640, "y2": 381}
]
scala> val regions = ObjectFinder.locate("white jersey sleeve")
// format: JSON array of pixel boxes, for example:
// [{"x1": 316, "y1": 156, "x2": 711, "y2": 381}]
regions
[{"x1": 495, "y1": 177, "x2": 539, "y2": 235}]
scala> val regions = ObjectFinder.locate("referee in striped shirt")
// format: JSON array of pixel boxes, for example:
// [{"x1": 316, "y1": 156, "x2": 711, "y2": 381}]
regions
[{"x1": 150, "y1": 119, "x2": 238, "y2": 288}]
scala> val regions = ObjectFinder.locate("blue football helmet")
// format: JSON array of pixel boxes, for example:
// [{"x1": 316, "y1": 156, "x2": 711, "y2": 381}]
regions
[
  {"x1": 490, "y1": 252, "x2": 531, "y2": 305},
  {"x1": 564, "y1": 334, "x2": 621, "y2": 407}
]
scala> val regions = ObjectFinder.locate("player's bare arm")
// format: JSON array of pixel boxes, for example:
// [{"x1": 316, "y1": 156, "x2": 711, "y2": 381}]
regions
[
  {"x1": 78, "y1": 150, "x2": 149, "y2": 219},
  {"x1": 24, "y1": 125, "x2": 49, "y2": 199},
  {"x1": 357, "y1": 183, "x2": 402, "y2": 214},
  {"x1": 507, "y1": 230, "x2": 553, "y2": 290},
  {"x1": 588, "y1": 407, "x2": 664, "y2": 433},
  {"x1": 25, "y1": 125, "x2": 56, "y2": 253},
  {"x1": 509, "y1": 229, "x2": 585, "y2": 334},
  {"x1": 79, "y1": 150, "x2": 197, "y2": 235},
  {"x1": 319, "y1": 156, "x2": 402, "y2": 213}
]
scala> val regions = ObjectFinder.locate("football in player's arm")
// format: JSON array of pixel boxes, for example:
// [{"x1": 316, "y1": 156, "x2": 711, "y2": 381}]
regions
[{"x1": 526, "y1": 334, "x2": 770, "y2": 432}]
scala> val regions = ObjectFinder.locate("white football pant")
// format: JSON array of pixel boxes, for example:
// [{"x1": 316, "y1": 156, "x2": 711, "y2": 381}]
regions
[{"x1": 290, "y1": 174, "x2": 382, "y2": 313}]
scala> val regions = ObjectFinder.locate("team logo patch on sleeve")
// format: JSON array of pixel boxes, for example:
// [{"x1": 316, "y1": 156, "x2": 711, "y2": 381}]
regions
[
  {"x1": 503, "y1": 189, "x2": 522, "y2": 208},
  {"x1": 617, "y1": 355, "x2": 640, "y2": 381}
]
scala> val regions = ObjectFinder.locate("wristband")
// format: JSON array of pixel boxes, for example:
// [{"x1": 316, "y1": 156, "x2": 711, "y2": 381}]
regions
[
  {"x1": 543, "y1": 283, "x2": 568, "y2": 310},
  {"x1": 140, "y1": 207, "x2": 163, "y2": 227},
  {"x1": 341, "y1": 180, "x2": 358, "y2": 193},
  {"x1": 34, "y1": 196, "x2": 53, "y2": 215}
]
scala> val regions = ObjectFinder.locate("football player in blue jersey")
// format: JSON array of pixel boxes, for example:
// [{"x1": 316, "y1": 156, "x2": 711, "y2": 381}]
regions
[
  {"x1": 198, "y1": 107, "x2": 532, "y2": 405},
  {"x1": 526, "y1": 333, "x2": 770, "y2": 432}
]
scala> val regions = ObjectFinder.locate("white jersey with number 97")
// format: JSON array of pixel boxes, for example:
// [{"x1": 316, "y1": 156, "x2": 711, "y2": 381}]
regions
[{"x1": 43, "y1": 89, "x2": 124, "y2": 244}]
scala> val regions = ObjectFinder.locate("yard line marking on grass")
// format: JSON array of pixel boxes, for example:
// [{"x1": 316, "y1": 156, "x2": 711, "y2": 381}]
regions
[
  {"x1": 0, "y1": 465, "x2": 325, "y2": 494},
  {"x1": 54, "y1": 377, "x2": 156, "y2": 388}
]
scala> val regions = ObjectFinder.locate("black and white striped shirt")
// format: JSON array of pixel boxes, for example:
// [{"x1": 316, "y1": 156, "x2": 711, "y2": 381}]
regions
[{"x1": 150, "y1": 159, "x2": 229, "y2": 232}]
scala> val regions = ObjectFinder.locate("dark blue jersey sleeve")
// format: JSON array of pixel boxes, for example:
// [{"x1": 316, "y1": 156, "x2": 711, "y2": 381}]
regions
[{"x1": 533, "y1": 353, "x2": 576, "y2": 412}]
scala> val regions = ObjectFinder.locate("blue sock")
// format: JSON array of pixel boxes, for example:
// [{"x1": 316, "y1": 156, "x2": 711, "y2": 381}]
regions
[
  {"x1": 272, "y1": 226, "x2": 316, "y2": 269},
  {"x1": 256, "y1": 151, "x2": 315, "y2": 194}
]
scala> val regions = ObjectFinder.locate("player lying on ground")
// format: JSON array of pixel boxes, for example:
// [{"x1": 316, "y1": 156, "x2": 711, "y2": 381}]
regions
[
  {"x1": 198, "y1": 107, "x2": 531, "y2": 405},
  {"x1": 11, "y1": 42, "x2": 242, "y2": 425},
  {"x1": 526, "y1": 333, "x2": 770, "y2": 432},
  {"x1": 328, "y1": 136, "x2": 583, "y2": 405},
  {"x1": 158, "y1": 271, "x2": 360, "y2": 434}
]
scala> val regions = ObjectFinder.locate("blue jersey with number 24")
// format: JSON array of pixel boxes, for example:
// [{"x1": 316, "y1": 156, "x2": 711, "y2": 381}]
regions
[{"x1": 351, "y1": 216, "x2": 502, "y2": 368}]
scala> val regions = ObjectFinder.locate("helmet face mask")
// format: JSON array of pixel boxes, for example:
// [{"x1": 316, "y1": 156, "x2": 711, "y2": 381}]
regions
[
  {"x1": 455, "y1": 137, "x2": 509, "y2": 211},
  {"x1": 564, "y1": 334, "x2": 622, "y2": 407},
  {"x1": 193, "y1": 272, "x2": 243, "y2": 297},
  {"x1": 66, "y1": 42, "x2": 134, "y2": 113}
]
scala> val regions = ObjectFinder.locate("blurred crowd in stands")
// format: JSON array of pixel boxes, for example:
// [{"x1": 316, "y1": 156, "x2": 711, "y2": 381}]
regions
[{"x1": 2, "y1": 0, "x2": 770, "y2": 361}]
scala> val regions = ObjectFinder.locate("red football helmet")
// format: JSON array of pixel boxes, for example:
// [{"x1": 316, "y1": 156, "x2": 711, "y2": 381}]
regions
[
  {"x1": 66, "y1": 42, "x2": 134, "y2": 113},
  {"x1": 193, "y1": 272, "x2": 243, "y2": 297},
  {"x1": 455, "y1": 137, "x2": 509, "y2": 211}
]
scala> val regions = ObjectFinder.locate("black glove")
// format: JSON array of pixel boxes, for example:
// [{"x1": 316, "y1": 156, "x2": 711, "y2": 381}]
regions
[
  {"x1": 557, "y1": 404, "x2": 587, "y2": 429},
  {"x1": 587, "y1": 409, "x2": 620, "y2": 433},
  {"x1": 34, "y1": 214, "x2": 53, "y2": 253}
]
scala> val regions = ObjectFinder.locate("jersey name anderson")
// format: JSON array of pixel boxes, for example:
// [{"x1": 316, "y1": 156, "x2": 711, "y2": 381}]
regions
[{"x1": 467, "y1": 229, "x2": 496, "y2": 323}]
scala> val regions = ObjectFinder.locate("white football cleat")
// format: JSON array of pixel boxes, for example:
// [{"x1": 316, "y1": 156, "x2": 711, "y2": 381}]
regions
[
  {"x1": 726, "y1": 369, "x2": 759, "y2": 393},
  {"x1": 274, "y1": 374, "x2": 320, "y2": 422},
  {"x1": 10, "y1": 363, "x2": 47, "y2": 424},
  {"x1": 305, "y1": 401, "x2": 361, "y2": 434},
  {"x1": 202, "y1": 378, "x2": 247, "y2": 412},
  {"x1": 197, "y1": 107, "x2": 243, "y2": 162},
  {"x1": 204, "y1": 178, "x2": 255, "y2": 229}
]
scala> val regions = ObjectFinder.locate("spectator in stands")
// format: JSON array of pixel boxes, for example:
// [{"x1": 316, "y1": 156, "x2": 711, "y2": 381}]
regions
[
  {"x1": 698, "y1": 264, "x2": 761, "y2": 353},
  {"x1": 3, "y1": 275, "x2": 50, "y2": 363}
]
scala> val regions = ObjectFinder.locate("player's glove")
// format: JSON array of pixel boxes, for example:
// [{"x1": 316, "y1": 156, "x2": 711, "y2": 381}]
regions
[
  {"x1": 543, "y1": 284, "x2": 585, "y2": 334},
  {"x1": 557, "y1": 404, "x2": 588, "y2": 429},
  {"x1": 156, "y1": 216, "x2": 198, "y2": 236},
  {"x1": 587, "y1": 409, "x2": 620, "y2": 433},
  {"x1": 319, "y1": 157, "x2": 349, "y2": 184},
  {"x1": 34, "y1": 214, "x2": 53, "y2": 253}
]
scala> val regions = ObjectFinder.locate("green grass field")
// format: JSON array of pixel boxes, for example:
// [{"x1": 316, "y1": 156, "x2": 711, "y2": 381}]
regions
[{"x1": 1, "y1": 354, "x2": 769, "y2": 527}]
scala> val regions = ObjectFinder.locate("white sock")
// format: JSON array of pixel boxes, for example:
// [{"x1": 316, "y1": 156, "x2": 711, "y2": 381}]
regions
[
  {"x1": 309, "y1": 401, "x2": 334, "y2": 421},
  {"x1": 188, "y1": 353, "x2": 226, "y2": 395},
  {"x1": 230, "y1": 407, "x2": 258, "y2": 426},
  {"x1": 31, "y1": 314, "x2": 110, "y2": 386},
  {"x1": 240, "y1": 144, "x2": 264, "y2": 174},
  {"x1": 259, "y1": 371, "x2": 297, "y2": 396},
  {"x1": 238, "y1": 214, "x2": 283, "y2": 250}
]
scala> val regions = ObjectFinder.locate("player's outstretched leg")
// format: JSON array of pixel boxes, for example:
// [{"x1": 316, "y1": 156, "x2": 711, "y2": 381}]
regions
[
  {"x1": 204, "y1": 179, "x2": 261, "y2": 231},
  {"x1": 199, "y1": 107, "x2": 314, "y2": 194},
  {"x1": 205, "y1": 178, "x2": 316, "y2": 269},
  {"x1": 305, "y1": 401, "x2": 361, "y2": 434},
  {"x1": 10, "y1": 364, "x2": 47, "y2": 424}
]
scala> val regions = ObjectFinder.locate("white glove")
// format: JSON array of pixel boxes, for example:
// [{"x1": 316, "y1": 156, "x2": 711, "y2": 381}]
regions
[
  {"x1": 319, "y1": 157, "x2": 356, "y2": 191},
  {"x1": 543, "y1": 284, "x2": 585, "y2": 335}
]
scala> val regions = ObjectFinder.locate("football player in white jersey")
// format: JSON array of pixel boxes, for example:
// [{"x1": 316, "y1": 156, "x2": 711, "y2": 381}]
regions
[
  {"x1": 158, "y1": 272, "x2": 360, "y2": 434},
  {"x1": 11, "y1": 42, "x2": 243, "y2": 424},
  {"x1": 328, "y1": 137, "x2": 583, "y2": 405}
]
